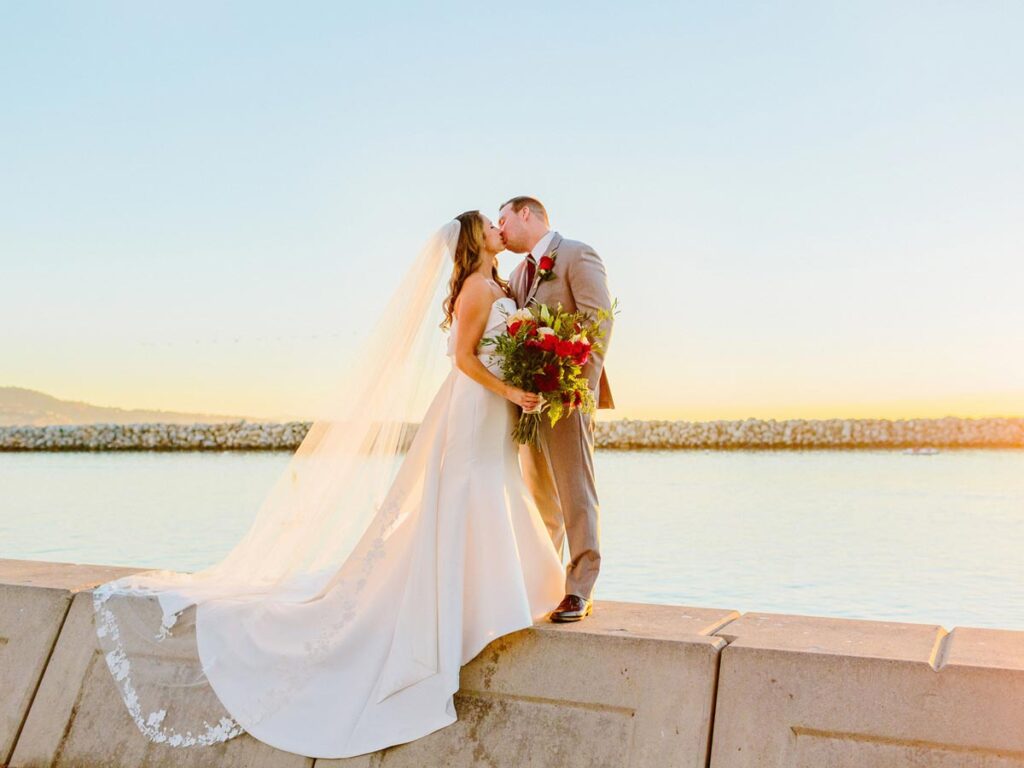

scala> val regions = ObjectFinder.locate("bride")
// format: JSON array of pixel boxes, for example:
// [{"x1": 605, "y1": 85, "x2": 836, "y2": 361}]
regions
[{"x1": 92, "y1": 212, "x2": 566, "y2": 758}]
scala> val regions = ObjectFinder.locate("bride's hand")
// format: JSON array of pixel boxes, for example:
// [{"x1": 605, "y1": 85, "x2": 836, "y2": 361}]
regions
[{"x1": 507, "y1": 387, "x2": 543, "y2": 412}]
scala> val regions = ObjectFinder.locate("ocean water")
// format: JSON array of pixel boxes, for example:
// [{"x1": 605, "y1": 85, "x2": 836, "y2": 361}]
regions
[{"x1": 1, "y1": 449, "x2": 1021, "y2": 630}]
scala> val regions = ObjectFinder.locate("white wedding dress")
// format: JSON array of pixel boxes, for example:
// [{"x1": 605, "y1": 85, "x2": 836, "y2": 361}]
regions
[{"x1": 186, "y1": 295, "x2": 565, "y2": 757}]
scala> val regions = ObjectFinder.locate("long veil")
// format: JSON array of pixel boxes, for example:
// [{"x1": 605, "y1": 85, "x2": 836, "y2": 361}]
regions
[{"x1": 92, "y1": 220, "x2": 460, "y2": 746}]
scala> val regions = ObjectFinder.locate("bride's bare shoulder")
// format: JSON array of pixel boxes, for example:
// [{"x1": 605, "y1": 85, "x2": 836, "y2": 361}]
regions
[
  {"x1": 454, "y1": 274, "x2": 499, "y2": 317},
  {"x1": 462, "y1": 273, "x2": 503, "y2": 300}
]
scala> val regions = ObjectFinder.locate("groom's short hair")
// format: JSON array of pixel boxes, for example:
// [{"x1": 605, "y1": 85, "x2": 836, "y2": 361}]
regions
[{"x1": 500, "y1": 195, "x2": 549, "y2": 225}]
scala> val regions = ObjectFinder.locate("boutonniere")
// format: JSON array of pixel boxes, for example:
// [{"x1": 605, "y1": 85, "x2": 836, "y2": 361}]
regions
[{"x1": 537, "y1": 251, "x2": 557, "y2": 282}]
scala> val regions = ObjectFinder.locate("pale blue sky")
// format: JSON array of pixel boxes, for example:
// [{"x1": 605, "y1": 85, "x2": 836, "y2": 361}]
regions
[{"x1": 2, "y1": 2, "x2": 1022, "y2": 420}]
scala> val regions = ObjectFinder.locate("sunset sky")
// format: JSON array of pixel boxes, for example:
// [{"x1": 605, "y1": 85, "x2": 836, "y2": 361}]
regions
[{"x1": 2, "y1": 2, "x2": 1022, "y2": 421}]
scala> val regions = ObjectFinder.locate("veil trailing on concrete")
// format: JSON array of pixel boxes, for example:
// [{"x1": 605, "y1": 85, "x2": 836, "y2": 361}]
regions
[{"x1": 92, "y1": 220, "x2": 460, "y2": 747}]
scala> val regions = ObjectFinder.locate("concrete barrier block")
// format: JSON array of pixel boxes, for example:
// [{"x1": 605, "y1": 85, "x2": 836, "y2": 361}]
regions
[
  {"x1": 318, "y1": 600, "x2": 738, "y2": 768},
  {"x1": 0, "y1": 559, "x2": 143, "y2": 765},
  {"x1": 10, "y1": 590, "x2": 313, "y2": 768},
  {"x1": 709, "y1": 612, "x2": 1024, "y2": 766},
  {"x1": 0, "y1": 558, "x2": 145, "y2": 592},
  {"x1": 14, "y1": 558, "x2": 1019, "y2": 768}
]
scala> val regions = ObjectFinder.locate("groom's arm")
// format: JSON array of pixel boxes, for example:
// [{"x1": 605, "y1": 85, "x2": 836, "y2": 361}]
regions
[{"x1": 567, "y1": 244, "x2": 614, "y2": 394}]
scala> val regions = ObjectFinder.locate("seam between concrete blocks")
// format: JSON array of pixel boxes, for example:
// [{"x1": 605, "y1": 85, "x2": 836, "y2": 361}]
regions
[
  {"x1": 700, "y1": 611, "x2": 747, "y2": 768},
  {"x1": 6, "y1": 591, "x2": 76, "y2": 766},
  {"x1": 700, "y1": 612, "x2": 742, "y2": 639},
  {"x1": 703, "y1": 640, "x2": 725, "y2": 768},
  {"x1": 928, "y1": 626, "x2": 953, "y2": 671}
]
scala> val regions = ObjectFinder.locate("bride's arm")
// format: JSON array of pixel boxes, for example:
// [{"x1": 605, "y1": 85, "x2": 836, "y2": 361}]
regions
[{"x1": 454, "y1": 280, "x2": 542, "y2": 411}]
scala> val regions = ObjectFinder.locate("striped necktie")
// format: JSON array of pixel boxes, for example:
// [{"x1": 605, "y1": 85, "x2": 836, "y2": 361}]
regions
[{"x1": 525, "y1": 254, "x2": 537, "y2": 289}]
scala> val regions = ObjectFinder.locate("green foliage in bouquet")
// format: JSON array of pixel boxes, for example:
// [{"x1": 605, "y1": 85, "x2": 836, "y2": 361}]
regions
[{"x1": 482, "y1": 299, "x2": 618, "y2": 447}]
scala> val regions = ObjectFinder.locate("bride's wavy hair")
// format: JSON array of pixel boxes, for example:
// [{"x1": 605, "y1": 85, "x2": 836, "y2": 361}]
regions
[{"x1": 440, "y1": 210, "x2": 510, "y2": 330}]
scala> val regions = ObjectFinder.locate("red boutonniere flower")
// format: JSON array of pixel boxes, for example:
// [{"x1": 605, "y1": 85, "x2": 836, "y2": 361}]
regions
[{"x1": 537, "y1": 252, "x2": 557, "y2": 282}]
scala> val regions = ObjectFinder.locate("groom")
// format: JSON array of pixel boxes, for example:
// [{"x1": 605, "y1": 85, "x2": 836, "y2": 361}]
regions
[{"x1": 498, "y1": 196, "x2": 614, "y2": 622}]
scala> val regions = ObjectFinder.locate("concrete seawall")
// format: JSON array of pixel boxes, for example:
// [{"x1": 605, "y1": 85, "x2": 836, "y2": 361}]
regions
[
  {"x1": 2, "y1": 416, "x2": 1023, "y2": 451},
  {"x1": 2, "y1": 558, "x2": 1022, "y2": 767}
]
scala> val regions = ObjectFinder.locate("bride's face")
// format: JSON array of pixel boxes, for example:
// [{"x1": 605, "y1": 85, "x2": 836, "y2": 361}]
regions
[{"x1": 479, "y1": 214, "x2": 505, "y2": 255}]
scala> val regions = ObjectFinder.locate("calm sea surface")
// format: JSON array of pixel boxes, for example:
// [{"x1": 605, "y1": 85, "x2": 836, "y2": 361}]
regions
[{"x1": 2, "y1": 450, "x2": 1021, "y2": 630}]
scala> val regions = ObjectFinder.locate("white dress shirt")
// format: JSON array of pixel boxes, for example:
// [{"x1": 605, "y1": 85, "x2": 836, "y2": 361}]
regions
[{"x1": 529, "y1": 230, "x2": 556, "y2": 261}]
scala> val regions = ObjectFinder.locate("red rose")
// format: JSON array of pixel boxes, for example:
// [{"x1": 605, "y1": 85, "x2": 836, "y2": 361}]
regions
[
  {"x1": 535, "y1": 376, "x2": 559, "y2": 393},
  {"x1": 555, "y1": 339, "x2": 575, "y2": 357},
  {"x1": 533, "y1": 363, "x2": 560, "y2": 393},
  {"x1": 508, "y1": 321, "x2": 522, "y2": 336},
  {"x1": 527, "y1": 325, "x2": 538, "y2": 337},
  {"x1": 538, "y1": 255, "x2": 555, "y2": 271},
  {"x1": 574, "y1": 348, "x2": 590, "y2": 366},
  {"x1": 540, "y1": 333, "x2": 558, "y2": 352}
]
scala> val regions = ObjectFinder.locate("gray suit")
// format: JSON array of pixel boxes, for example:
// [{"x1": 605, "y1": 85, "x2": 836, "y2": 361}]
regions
[{"x1": 509, "y1": 232, "x2": 614, "y2": 600}]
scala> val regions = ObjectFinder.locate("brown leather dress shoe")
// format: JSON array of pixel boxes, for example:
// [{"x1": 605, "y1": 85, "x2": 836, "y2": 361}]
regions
[{"x1": 549, "y1": 594, "x2": 593, "y2": 623}]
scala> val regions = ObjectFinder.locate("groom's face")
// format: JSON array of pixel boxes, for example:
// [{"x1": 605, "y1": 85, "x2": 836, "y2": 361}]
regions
[{"x1": 498, "y1": 204, "x2": 529, "y2": 254}]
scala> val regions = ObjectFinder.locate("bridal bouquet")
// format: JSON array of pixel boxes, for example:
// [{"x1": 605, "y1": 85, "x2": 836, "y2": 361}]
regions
[{"x1": 483, "y1": 301, "x2": 616, "y2": 447}]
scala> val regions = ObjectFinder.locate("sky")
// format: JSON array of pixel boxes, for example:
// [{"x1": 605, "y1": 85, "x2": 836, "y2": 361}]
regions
[{"x1": 2, "y1": 1, "x2": 1022, "y2": 421}]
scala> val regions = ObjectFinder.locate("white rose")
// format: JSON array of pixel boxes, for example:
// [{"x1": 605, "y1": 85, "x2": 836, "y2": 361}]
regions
[{"x1": 507, "y1": 308, "x2": 534, "y2": 327}]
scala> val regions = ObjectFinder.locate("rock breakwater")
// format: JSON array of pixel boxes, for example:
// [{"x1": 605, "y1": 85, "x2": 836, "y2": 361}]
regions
[{"x1": 1, "y1": 417, "x2": 1021, "y2": 451}]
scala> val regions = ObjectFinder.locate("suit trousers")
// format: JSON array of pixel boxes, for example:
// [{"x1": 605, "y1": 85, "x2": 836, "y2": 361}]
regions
[{"x1": 518, "y1": 408, "x2": 601, "y2": 601}]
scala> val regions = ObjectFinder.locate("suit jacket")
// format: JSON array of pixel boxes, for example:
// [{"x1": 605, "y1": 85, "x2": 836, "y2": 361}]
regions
[{"x1": 509, "y1": 232, "x2": 615, "y2": 409}]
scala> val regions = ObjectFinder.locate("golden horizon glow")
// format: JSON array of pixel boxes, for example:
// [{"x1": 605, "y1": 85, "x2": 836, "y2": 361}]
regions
[{"x1": 16, "y1": 378, "x2": 1022, "y2": 424}]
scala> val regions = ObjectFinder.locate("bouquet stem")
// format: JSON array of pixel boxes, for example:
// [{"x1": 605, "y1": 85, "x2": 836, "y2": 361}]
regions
[{"x1": 512, "y1": 411, "x2": 542, "y2": 447}]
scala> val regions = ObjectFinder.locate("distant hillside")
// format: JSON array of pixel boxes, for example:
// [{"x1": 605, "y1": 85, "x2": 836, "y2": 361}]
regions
[{"x1": 0, "y1": 387, "x2": 263, "y2": 426}]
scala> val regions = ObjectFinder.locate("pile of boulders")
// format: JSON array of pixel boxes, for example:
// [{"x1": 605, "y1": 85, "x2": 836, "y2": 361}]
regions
[
  {"x1": 1, "y1": 417, "x2": 1021, "y2": 451},
  {"x1": 595, "y1": 417, "x2": 1024, "y2": 449}
]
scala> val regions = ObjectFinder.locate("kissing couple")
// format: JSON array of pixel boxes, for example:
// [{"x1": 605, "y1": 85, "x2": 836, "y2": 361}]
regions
[{"x1": 94, "y1": 195, "x2": 615, "y2": 758}]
